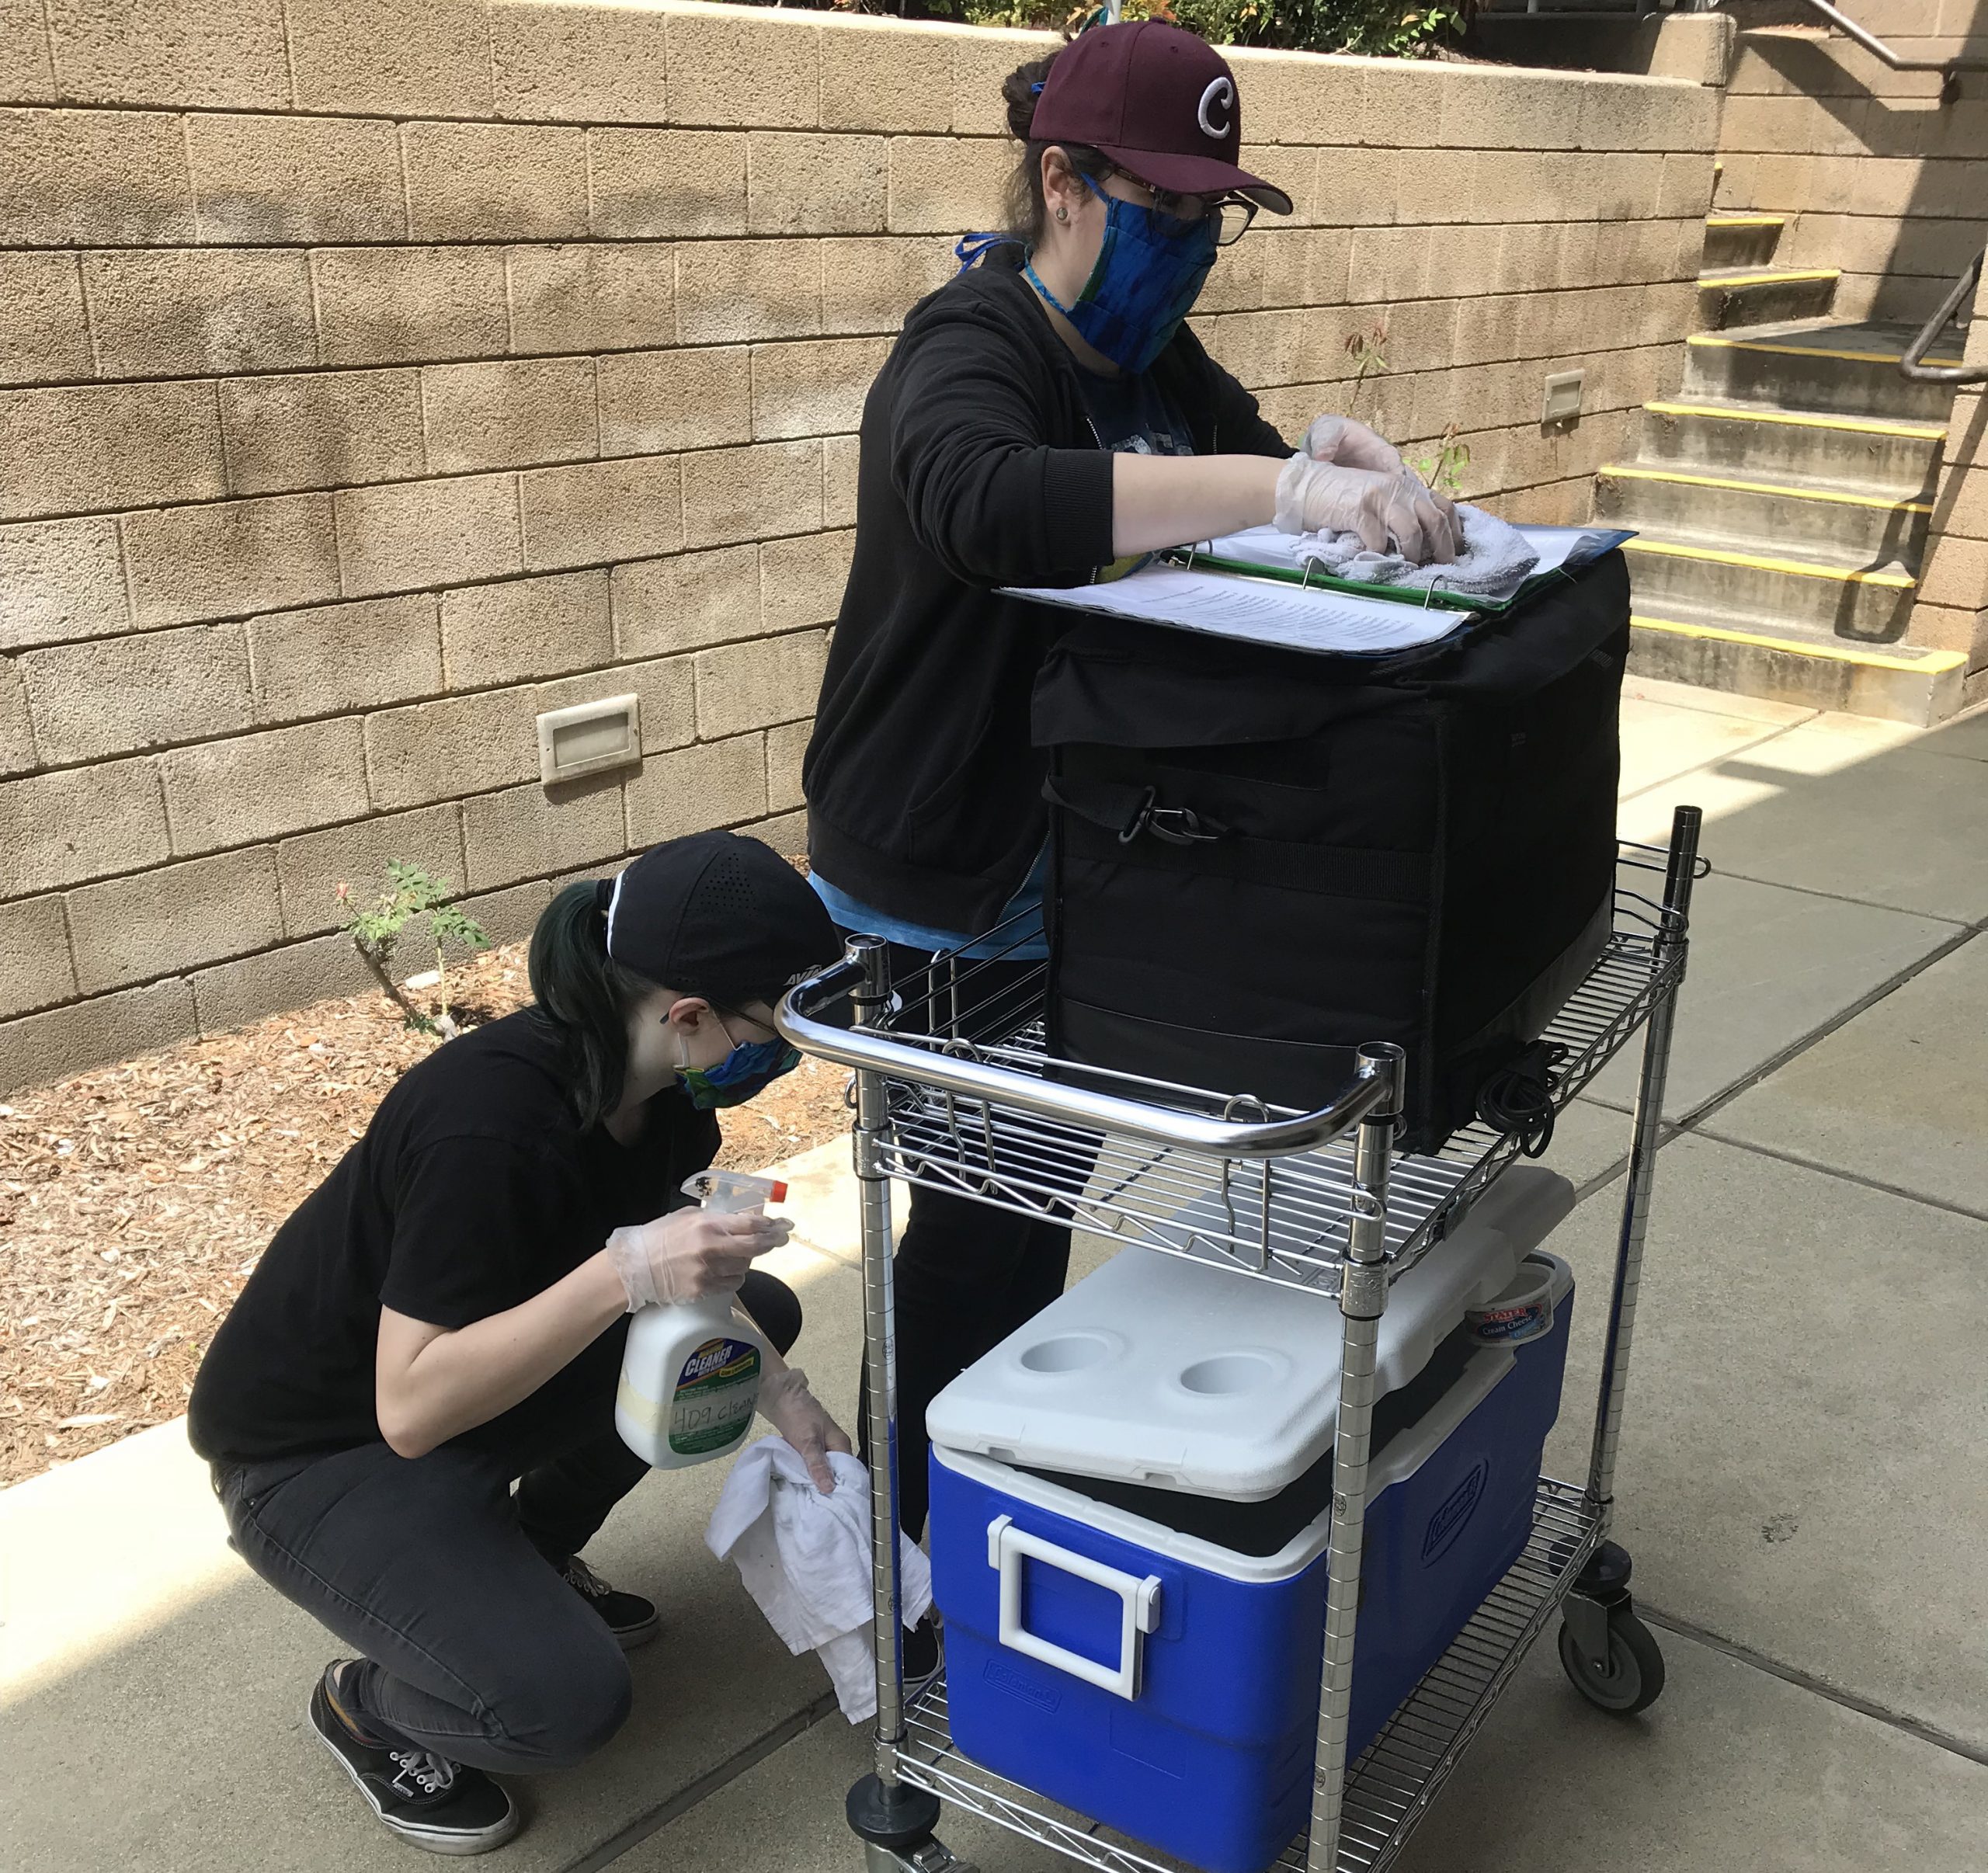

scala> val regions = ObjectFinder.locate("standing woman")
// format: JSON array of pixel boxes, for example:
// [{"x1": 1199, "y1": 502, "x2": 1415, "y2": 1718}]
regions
[
  {"x1": 803, "y1": 21, "x2": 1458, "y2": 1549},
  {"x1": 189, "y1": 833, "x2": 850, "y2": 1856}
]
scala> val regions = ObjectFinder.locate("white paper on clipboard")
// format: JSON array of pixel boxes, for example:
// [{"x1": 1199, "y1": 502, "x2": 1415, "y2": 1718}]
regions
[{"x1": 1003, "y1": 566, "x2": 1472, "y2": 655}]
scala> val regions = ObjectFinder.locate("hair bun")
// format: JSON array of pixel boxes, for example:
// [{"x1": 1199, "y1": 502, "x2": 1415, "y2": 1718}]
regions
[{"x1": 1002, "y1": 51, "x2": 1060, "y2": 141}]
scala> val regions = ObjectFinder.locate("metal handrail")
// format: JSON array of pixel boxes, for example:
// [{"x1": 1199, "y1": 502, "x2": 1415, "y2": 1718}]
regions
[
  {"x1": 1791, "y1": 0, "x2": 1988, "y2": 95},
  {"x1": 1503, "y1": 0, "x2": 1988, "y2": 96},
  {"x1": 776, "y1": 944, "x2": 1396, "y2": 1159},
  {"x1": 1902, "y1": 248, "x2": 1987, "y2": 386}
]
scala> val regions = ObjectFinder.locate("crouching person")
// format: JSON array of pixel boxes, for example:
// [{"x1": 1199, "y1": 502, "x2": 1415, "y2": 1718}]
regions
[{"x1": 188, "y1": 832, "x2": 850, "y2": 1854}]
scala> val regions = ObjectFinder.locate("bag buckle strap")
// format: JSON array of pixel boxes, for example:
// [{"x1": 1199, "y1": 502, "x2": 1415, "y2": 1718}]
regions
[{"x1": 1119, "y1": 786, "x2": 1224, "y2": 848}]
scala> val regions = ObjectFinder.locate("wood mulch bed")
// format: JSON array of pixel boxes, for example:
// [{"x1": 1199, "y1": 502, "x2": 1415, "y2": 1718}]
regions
[{"x1": 0, "y1": 941, "x2": 852, "y2": 1487}]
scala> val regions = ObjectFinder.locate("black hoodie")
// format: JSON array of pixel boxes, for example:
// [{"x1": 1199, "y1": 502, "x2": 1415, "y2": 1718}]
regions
[{"x1": 802, "y1": 248, "x2": 1289, "y2": 936}]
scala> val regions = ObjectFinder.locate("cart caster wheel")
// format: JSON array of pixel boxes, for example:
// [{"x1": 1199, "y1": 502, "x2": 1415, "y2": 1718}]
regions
[
  {"x1": 1559, "y1": 1604, "x2": 1666, "y2": 1715},
  {"x1": 864, "y1": 1842, "x2": 978, "y2": 1873}
]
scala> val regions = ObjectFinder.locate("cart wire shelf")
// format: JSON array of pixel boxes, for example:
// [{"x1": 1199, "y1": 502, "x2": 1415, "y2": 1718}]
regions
[
  {"x1": 894, "y1": 1477, "x2": 1604, "y2": 1873},
  {"x1": 867, "y1": 851, "x2": 1687, "y2": 1294}
]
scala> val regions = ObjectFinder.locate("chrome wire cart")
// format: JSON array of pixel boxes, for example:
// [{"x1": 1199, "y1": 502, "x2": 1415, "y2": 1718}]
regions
[{"x1": 775, "y1": 804, "x2": 1705, "y2": 1873}]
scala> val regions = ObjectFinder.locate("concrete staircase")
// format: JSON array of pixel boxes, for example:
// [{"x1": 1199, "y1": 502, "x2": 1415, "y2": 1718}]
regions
[{"x1": 1596, "y1": 210, "x2": 1969, "y2": 725}]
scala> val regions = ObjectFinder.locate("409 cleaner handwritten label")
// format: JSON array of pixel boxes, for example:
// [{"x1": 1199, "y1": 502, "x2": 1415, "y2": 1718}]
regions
[{"x1": 669, "y1": 1336, "x2": 762, "y2": 1457}]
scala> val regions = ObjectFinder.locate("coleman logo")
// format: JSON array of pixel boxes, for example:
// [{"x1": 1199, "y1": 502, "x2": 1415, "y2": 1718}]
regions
[
  {"x1": 985, "y1": 1658, "x2": 1060, "y2": 1712},
  {"x1": 1422, "y1": 1459, "x2": 1489, "y2": 1564},
  {"x1": 1197, "y1": 76, "x2": 1233, "y2": 141}
]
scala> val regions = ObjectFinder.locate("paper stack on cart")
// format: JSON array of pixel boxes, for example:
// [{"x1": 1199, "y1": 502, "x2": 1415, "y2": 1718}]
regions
[{"x1": 923, "y1": 1168, "x2": 1578, "y2": 1873}]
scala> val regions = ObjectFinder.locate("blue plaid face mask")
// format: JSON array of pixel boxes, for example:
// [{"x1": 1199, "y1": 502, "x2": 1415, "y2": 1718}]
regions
[
  {"x1": 676, "y1": 1020, "x2": 801, "y2": 1110},
  {"x1": 1025, "y1": 173, "x2": 1219, "y2": 377}
]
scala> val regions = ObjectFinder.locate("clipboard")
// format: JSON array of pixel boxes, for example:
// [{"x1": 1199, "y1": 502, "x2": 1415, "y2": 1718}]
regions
[
  {"x1": 1002, "y1": 525, "x2": 1633, "y2": 659},
  {"x1": 1168, "y1": 523, "x2": 1636, "y2": 617}
]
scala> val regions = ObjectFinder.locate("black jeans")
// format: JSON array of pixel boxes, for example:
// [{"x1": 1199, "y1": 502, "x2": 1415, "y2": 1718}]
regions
[
  {"x1": 213, "y1": 1271, "x2": 800, "y2": 1775},
  {"x1": 853, "y1": 941, "x2": 1075, "y2": 1539}
]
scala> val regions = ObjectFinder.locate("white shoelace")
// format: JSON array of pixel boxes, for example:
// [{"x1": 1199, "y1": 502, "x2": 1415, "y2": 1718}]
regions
[
  {"x1": 390, "y1": 1749, "x2": 458, "y2": 1798},
  {"x1": 563, "y1": 1557, "x2": 610, "y2": 1601}
]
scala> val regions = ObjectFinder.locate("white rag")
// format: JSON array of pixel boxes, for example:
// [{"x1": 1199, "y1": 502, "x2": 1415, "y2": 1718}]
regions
[
  {"x1": 1297, "y1": 499, "x2": 1540, "y2": 601},
  {"x1": 706, "y1": 1437, "x2": 933, "y2": 1722}
]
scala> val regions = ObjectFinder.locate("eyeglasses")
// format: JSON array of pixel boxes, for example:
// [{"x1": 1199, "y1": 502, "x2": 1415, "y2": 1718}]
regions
[
  {"x1": 714, "y1": 1005, "x2": 781, "y2": 1046},
  {"x1": 1105, "y1": 168, "x2": 1260, "y2": 247}
]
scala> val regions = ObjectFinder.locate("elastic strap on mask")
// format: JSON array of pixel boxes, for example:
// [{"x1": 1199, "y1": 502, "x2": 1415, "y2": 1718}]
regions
[
  {"x1": 1021, "y1": 255, "x2": 1076, "y2": 318},
  {"x1": 954, "y1": 231, "x2": 1016, "y2": 276}
]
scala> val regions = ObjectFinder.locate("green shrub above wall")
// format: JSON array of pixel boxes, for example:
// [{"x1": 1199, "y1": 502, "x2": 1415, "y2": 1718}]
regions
[{"x1": 752, "y1": 0, "x2": 1471, "y2": 61}]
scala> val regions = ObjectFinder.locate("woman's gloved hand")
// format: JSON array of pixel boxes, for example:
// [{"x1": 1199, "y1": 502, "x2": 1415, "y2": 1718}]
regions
[
  {"x1": 606, "y1": 1207, "x2": 793, "y2": 1312},
  {"x1": 1299, "y1": 418, "x2": 1463, "y2": 563},
  {"x1": 1301, "y1": 412, "x2": 1406, "y2": 478},
  {"x1": 1274, "y1": 454, "x2": 1461, "y2": 565},
  {"x1": 757, "y1": 1366, "x2": 853, "y2": 1493}
]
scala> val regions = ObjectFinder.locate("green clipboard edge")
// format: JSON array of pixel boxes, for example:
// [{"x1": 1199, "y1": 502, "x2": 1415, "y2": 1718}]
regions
[{"x1": 1162, "y1": 538, "x2": 1629, "y2": 617}]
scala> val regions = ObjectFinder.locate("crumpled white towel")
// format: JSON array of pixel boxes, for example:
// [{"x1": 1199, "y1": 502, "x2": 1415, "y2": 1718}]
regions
[
  {"x1": 1297, "y1": 500, "x2": 1540, "y2": 601},
  {"x1": 707, "y1": 1437, "x2": 932, "y2": 1722}
]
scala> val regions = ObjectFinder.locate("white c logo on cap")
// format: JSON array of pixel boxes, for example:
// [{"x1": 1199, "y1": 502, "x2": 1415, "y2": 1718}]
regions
[{"x1": 1197, "y1": 76, "x2": 1234, "y2": 140}]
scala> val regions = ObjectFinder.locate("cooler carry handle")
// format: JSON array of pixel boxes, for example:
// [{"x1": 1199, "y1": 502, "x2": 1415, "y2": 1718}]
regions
[{"x1": 988, "y1": 1514, "x2": 1163, "y2": 1701}]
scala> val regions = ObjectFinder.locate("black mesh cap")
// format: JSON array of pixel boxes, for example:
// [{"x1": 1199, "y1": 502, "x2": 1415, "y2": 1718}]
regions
[{"x1": 600, "y1": 832, "x2": 840, "y2": 1008}]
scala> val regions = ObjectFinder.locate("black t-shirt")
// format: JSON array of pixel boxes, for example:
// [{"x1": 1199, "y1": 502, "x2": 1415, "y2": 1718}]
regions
[
  {"x1": 1074, "y1": 363, "x2": 1196, "y2": 585},
  {"x1": 187, "y1": 1009, "x2": 719, "y2": 1470},
  {"x1": 1074, "y1": 363, "x2": 1195, "y2": 460}
]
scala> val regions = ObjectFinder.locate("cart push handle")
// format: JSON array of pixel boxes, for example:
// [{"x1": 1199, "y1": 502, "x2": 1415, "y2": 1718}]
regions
[
  {"x1": 988, "y1": 1515, "x2": 1163, "y2": 1703},
  {"x1": 777, "y1": 945, "x2": 1400, "y2": 1161}
]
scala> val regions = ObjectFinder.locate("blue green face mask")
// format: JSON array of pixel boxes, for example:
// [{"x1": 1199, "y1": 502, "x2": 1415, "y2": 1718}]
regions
[
  {"x1": 677, "y1": 1019, "x2": 801, "y2": 1110},
  {"x1": 1025, "y1": 174, "x2": 1220, "y2": 377}
]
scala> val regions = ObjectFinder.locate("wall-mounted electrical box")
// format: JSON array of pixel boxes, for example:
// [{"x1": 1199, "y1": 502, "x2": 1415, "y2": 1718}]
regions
[
  {"x1": 1541, "y1": 369, "x2": 1585, "y2": 428},
  {"x1": 537, "y1": 693, "x2": 641, "y2": 787}
]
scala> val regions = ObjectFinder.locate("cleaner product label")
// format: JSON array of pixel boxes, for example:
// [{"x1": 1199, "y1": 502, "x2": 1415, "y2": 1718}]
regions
[{"x1": 669, "y1": 1336, "x2": 762, "y2": 1457}]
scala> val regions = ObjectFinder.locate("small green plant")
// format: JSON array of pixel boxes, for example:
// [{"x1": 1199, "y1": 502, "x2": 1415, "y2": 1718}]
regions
[
  {"x1": 1343, "y1": 317, "x2": 1391, "y2": 422},
  {"x1": 1412, "y1": 422, "x2": 1472, "y2": 498},
  {"x1": 338, "y1": 861, "x2": 490, "y2": 1039},
  {"x1": 815, "y1": 0, "x2": 1469, "y2": 58}
]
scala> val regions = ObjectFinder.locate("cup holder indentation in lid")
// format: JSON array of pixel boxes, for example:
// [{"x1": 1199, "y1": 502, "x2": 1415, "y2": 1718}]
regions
[
  {"x1": 1017, "y1": 1332, "x2": 1118, "y2": 1374},
  {"x1": 1178, "y1": 1352, "x2": 1281, "y2": 1397}
]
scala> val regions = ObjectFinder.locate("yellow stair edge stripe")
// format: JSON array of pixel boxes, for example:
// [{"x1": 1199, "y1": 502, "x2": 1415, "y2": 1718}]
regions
[
  {"x1": 1624, "y1": 537, "x2": 1916, "y2": 587},
  {"x1": 1645, "y1": 399, "x2": 1947, "y2": 440},
  {"x1": 1687, "y1": 332, "x2": 1968, "y2": 370},
  {"x1": 1698, "y1": 268, "x2": 1841, "y2": 288},
  {"x1": 1632, "y1": 614, "x2": 1965, "y2": 674},
  {"x1": 1704, "y1": 214, "x2": 1787, "y2": 228},
  {"x1": 1597, "y1": 464, "x2": 1934, "y2": 514}
]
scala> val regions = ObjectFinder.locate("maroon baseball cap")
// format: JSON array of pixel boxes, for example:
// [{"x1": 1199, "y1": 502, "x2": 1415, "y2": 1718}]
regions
[{"x1": 1030, "y1": 22, "x2": 1292, "y2": 215}]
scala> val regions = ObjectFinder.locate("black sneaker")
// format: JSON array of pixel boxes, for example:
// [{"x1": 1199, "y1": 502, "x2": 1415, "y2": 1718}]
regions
[
  {"x1": 309, "y1": 1663, "x2": 520, "y2": 1857},
  {"x1": 562, "y1": 1557, "x2": 659, "y2": 1650},
  {"x1": 901, "y1": 1614, "x2": 944, "y2": 1709}
]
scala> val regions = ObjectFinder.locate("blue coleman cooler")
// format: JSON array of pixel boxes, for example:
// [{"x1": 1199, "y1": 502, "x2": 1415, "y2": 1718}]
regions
[{"x1": 924, "y1": 1169, "x2": 1580, "y2": 1873}]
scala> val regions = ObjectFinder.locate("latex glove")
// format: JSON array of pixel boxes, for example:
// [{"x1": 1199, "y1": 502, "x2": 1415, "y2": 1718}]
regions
[
  {"x1": 1301, "y1": 412, "x2": 1406, "y2": 478},
  {"x1": 757, "y1": 1366, "x2": 853, "y2": 1493},
  {"x1": 1274, "y1": 454, "x2": 1460, "y2": 565},
  {"x1": 606, "y1": 1207, "x2": 792, "y2": 1312}
]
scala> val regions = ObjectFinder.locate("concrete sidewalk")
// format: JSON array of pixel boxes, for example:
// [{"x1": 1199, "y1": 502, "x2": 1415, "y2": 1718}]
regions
[{"x1": 5, "y1": 680, "x2": 1985, "y2": 1873}]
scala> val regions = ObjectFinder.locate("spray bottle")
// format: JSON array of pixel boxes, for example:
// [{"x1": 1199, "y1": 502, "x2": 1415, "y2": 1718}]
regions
[{"x1": 614, "y1": 1169, "x2": 787, "y2": 1468}]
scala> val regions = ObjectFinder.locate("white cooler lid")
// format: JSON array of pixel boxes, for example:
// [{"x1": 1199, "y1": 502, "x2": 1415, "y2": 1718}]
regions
[{"x1": 925, "y1": 1166, "x2": 1575, "y2": 1501}]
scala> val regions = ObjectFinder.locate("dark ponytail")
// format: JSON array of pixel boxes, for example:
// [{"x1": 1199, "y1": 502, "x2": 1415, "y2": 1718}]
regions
[
  {"x1": 527, "y1": 882, "x2": 662, "y2": 1131},
  {"x1": 1000, "y1": 49, "x2": 1110, "y2": 249}
]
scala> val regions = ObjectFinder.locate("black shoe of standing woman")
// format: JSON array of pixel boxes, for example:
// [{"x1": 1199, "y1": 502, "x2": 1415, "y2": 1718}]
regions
[
  {"x1": 309, "y1": 1662, "x2": 520, "y2": 1856},
  {"x1": 561, "y1": 1556, "x2": 661, "y2": 1650}
]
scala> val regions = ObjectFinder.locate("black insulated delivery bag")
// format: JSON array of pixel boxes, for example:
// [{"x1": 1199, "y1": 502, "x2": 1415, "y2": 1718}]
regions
[{"x1": 1032, "y1": 553, "x2": 1630, "y2": 1154}]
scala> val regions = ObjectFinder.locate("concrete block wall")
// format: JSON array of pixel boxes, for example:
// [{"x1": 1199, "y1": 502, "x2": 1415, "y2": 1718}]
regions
[
  {"x1": 0, "y1": 0, "x2": 1722, "y2": 1092},
  {"x1": 1921, "y1": 314, "x2": 1988, "y2": 697},
  {"x1": 1715, "y1": 12, "x2": 1988, "y2": 681},
  {"x1": 1713, "y1": 5, "x2": 1987, "y2": 325}
]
